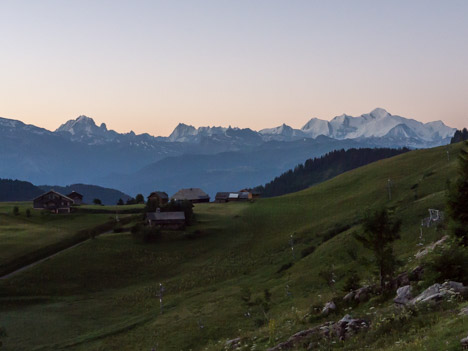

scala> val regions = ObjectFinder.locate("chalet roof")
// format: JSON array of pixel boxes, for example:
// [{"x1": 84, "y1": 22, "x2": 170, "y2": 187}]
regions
[
  {"x1": 215, "y1": 192, "x2": 230, "y2": 199},
  {"x1": 33, "y1": 190, "x2": 74, "y2": 202},
  {"x1": 67, "y1": 191, "x2": 83, "y2": 199},
  {"x1": 148, "y1": 191, "x2": 169, "y2": 199},
  {"x1": 171, "y1": 188, "x2": 210, "y2": 201},
  {"x1": 228, "y1": 193, "x2": 239, "y2": 199},
  {"x1": 146, "y1": 211, "x2": 185, "y2": 221}
]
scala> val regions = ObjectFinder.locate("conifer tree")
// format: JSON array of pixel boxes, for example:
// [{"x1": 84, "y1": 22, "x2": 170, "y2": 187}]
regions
[
  {"x1": 447, "y1": 141, "x2": 468, "y2": 245},
  {"x1": 355, "y1": 208, "x2": 401, "y2": 290}
]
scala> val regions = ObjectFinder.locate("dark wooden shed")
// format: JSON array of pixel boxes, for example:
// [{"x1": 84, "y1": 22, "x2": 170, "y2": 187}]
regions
[
  {"x1": 146, "y1": 211, "x2": 185, "y2": 229},
  {"x1": 147, "y1": 191, "x2": 169, "y2": 206}
]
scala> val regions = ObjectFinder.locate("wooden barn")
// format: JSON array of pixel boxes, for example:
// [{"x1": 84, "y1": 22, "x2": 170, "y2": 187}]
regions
[
  {"x1": 146, "y1": 211, "x2": 185, "y2": 229},
  {"x1": 170, "y1": 188, "x2": 210, "y2": 203},
  {"x1": 147, "y1": 191, "x2": 169, "y2": 206},
  {"x1": 33, "y1": 190, "x2": 74, "y2": 213},
  {"x1": 67, "y1": 191, "x2": 83, "y2": 205}
]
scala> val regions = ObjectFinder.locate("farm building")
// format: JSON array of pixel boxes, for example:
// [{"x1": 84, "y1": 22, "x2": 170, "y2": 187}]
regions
[
  {"x1": 215, "y1": 192, "x2": 230, "y2": 203},
  {"x1": 33, "y1": 190, "x2": 74, "y2": 213},
  {"x1": 215, "y1": 191, "x2": 253, "y2": 203},
  {"x1": 147, "y1": 191, "x2": 169, "y2": 206},
  {"x1": 170, "y1": 188, "x2": 210, "y2": 203},
  {"x1": 67, "y1": 191, "x2": 83, "y2": 205},
  {"x1": 239, "y1": 189, "x2": 261, "y2": 199},
  {"x1": 146, "y1": 211, "x2": 185, "y2": 229}
]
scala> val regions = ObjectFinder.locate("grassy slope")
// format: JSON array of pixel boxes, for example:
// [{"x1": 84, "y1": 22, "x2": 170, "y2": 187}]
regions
[
  {"x1": 0, "y1": 143, "x2": 465, "y2": 350},
  {"x1": 0, "y1": 202, "x2": 115, "y2": 267}
]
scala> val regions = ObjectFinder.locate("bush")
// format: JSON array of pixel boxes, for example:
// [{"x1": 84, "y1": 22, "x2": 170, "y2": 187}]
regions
[
  {"x1": 26, "y1": 209, "x2": 31, "y2": 217},
  {"x1": 277, "y1": 262, "x2": 293, "y2": 273},
  {"x1": 301, "y1": 245, "x2": 316, "y2": 258},
  {"x1": 113, "y1": 222, "x2": 123, "y2": 233},
  {"x1": 342, "y1": 270, "x2": 360, "y2": 292},
  {"x1": 423, "y1": 239, "x2": 468, "y2": 285},
  {"x1": 12, "y1": 206, "x2": 19, "y2": 216},
  {"x1": 131, "y1": 224, "x2": 160, "y2": 243}
]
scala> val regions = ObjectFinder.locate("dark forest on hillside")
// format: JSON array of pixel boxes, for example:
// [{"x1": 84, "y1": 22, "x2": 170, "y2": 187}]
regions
[
  {"x1": 0, "y1": 179, "x2": 44, "y2": 201},
  {"x1": 451, "y1": 128, "x2": 468, "y2": 144},
  {"x1": 254, "y1": 147, "x2": 410, "y2": 197}
]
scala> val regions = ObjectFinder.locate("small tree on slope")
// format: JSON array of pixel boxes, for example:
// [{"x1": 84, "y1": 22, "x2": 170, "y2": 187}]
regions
[
  {"x1": 447, "y1": 141, "x2": 468, "y2": 246},
  {"x1": 355, "y1": 208, "x2": 401, "y2": 291}
]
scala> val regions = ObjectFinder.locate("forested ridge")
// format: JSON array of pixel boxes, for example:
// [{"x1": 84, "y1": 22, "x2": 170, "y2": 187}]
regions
[{"x1": 254, "y1": 147, "x2": 409, "y2": 197}]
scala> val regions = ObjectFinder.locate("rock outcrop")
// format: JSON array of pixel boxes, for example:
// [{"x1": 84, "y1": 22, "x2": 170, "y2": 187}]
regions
[
  {"x1": 394, "y1": 285, "x2": 413, "y2": 305},
  {"x1": 267, "y1": 315, "x2": 369, "y2": 351},
  {"x1": 321, "y1": 301, "x2": 336, "y2": 316}
]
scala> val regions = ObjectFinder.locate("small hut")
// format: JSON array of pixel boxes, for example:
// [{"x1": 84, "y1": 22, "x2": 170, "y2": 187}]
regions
[
  {"x1": 147, "y1": 191, "x2": 169, "y2": 206},
  {"x1": 146, "y1": 211, "x2": 185, "y2": 229}
]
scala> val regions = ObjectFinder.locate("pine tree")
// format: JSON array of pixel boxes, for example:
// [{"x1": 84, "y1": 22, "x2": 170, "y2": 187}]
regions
[
  {"x1": 135, "y1": 194, "x2": 145, "y2": 204},
  {"x1": 447, "y1": 141, "x2": 468, "y2": 245},
  {"x1": 354, "y1": 208, "x2": 401, "y2": 290}
]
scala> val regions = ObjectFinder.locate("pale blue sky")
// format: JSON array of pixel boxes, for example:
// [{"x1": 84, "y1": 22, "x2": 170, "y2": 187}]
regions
[{"x1": 0, "y1": 0, "x2": 467, "y2": 135}]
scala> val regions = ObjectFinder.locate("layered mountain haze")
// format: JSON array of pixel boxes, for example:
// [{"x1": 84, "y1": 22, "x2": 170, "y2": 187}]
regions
[{"x1": 0, "y1": 108, "x2": 456, "y2": 197}]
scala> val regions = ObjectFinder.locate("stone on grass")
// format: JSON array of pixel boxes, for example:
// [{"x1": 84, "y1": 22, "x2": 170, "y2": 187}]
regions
[
  {"x1": 394, "y1": 285, "x2": 413, "y2": 306},
  {"x1": 321, "y1": 301, "x2": 336, "y2": 316}
]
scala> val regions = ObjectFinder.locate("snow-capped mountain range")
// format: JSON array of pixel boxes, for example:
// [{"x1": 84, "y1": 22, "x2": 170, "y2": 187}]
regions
[
  {"x1": 0, "y1": 108, "x2": 457, "y2": 197},
  {"x1": 53, "y1": 108, "x2": 455, "y2": 148}
]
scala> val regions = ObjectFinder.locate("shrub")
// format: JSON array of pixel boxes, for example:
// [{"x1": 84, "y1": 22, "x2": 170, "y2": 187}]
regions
[
  {"x1": 26, "y1": 209, "x2": 31, "y2": 217},
  {"x1": 113, "y1": 222, "x2": 123, "y2": 233},
  {"x1": 131, "y1": 224, "x2": 160, "y2": 243},
  {"x1": 301, "y1": 245, "x2": 316, "y2": 258},
  {"x1": 277, "y1": 262, "x2": 293, "y2": 273},
  {"x1": 12, "y1": 206, "x2": 19, "y2": 216},
  {"x1": 342, "y1": 269, "x2": 360, "y2": 292},
  {"x1": 423, "y1": 239, "x2": 468, "y2": 285}
]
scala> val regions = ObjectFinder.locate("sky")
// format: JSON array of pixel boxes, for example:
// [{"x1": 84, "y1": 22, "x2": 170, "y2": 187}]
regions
[{"x1": 0, "y1": 0, "x2": 467, "y2": 136}]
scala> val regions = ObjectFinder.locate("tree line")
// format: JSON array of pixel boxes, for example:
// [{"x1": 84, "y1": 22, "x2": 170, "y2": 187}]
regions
[{"x1": 254, "y1": 147, "x2": 410, "y2": 198}]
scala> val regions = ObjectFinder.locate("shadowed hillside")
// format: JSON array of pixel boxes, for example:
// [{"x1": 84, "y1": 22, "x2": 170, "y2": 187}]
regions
[{"x1": 0, "y1": 143, "x2": 465, "y2": 350}]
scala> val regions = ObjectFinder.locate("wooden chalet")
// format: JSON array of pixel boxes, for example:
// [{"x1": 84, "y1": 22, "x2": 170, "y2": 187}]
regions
[
  {"x1": 147, "y1": 191, "x2": 169, "y2": 206},
  {"x1": 33, "y1": 190, "x2": 74, "y2": 213},
  {"x1": 146, "y1": 211, "x2": 185, "y2": 229},
  {"x1": 67, "y1": 191, "x2": 84, "y2": 205},
  {"x1": 170, "y1": 188, "x2": 210, "y2": 203}
]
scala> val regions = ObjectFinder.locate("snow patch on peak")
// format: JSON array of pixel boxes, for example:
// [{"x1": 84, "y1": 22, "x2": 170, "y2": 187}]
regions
[
  {"x1": 301, "y1": 118, "x2": 331, "y2": 138},
  {"x1": 369, "y1": 108, "x2": 390, "y2": 119}
]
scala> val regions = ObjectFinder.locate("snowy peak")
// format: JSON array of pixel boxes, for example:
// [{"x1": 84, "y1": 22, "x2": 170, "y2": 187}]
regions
[
  {"x1": 55, "y1": 115, "x2": 121, "y2": 144},
  {"x1": 369, "y1": 107, "x2": 391, "y2": 119},
  {"x1": 297, "y1": 108, "x2": 456, "y2": 146},
  {"x1": 56, "y1": 115, "x2": 101, "y2": 135},
  {"x1": 260, "y1": 123, "x2": 307, "y2": 141},
  {"x1": 301, "y1": 118, "x2": 332, "y2": 138},
  {"x1": 168, "y1": 123, "x2": 199, "y2": 142}
]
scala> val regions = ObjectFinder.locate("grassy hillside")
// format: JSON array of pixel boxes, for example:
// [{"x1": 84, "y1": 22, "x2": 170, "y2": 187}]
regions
[
  {"x1": 0, "y1": 202, "x2": 114, "y2": 269},
  {"x1": 0, "y1": 143, "x2": 465, "y2": 350}
]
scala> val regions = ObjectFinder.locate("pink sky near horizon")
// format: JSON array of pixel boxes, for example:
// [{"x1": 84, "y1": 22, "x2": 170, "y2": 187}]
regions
[{"x1": 0, "y1": 0, "x2": 467, "y2": 136}]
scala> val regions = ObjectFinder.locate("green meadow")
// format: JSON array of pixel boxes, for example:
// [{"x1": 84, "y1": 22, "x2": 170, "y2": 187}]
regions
[
  {"x1": 0, "y1": 202, "x2": 115, "y2": 269},
  {"x1": 0, "y1": 143, "x2": 466, "y2": 350}
]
